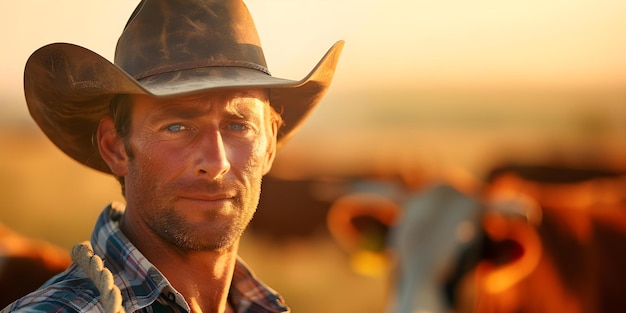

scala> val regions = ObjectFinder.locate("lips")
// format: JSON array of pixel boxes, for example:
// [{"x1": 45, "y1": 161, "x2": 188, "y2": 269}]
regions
[
  {"x1": 170, "y1": 180, "x2": 238, "y2": 204},
  {"x1": 179, "y1": 193, "x2": 235, "y2": 202}
]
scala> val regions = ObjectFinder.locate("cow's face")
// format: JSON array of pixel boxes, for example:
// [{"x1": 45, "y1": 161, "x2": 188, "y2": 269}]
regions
[{"x1": 327, "y1": 183, "x2": 543, "y2": 313}]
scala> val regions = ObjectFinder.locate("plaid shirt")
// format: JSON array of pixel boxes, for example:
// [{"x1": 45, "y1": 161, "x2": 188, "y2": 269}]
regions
[{"x1": 2, "y1": 202, "x2": 290, "y2": 313}]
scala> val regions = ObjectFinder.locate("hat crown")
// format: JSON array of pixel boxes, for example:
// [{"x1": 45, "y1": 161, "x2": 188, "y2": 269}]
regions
[{"x1": 114, "y1": 0, "x2": 269, "y2": 80}]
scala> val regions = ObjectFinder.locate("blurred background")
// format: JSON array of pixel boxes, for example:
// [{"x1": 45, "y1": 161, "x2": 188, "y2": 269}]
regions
[{"x1": 1, "y1": 1, "x2": 626, "y2": 312}]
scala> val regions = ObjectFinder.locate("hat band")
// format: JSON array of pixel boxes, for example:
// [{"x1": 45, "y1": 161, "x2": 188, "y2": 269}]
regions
[{"x1": 133, "y1": 59, "x2": 271, "y2": 80}]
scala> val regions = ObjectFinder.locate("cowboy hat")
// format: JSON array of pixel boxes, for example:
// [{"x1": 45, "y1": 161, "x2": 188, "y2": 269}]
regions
[{"x1": 24, "y1": 0, "x2": 344, "y2": 174}]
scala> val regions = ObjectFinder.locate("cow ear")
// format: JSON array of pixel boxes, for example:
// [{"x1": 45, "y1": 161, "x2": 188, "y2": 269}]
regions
[
  {"x1": 476, "y1": 212, "x2": 542, "y2": 294},
  {"x1": 326, "y1": 193, "x2": 400, "y2": 277}
]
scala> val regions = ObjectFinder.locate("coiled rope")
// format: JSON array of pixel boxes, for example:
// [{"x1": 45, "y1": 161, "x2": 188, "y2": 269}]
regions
[{"x1": 71, "y1": 241, "x2": 125, "y2": 313}]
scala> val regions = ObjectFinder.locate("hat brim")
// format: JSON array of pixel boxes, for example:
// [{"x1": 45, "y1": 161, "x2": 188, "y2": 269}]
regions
[{"x1": 24, "y1": 41, "x2": 344, "y2": 174}]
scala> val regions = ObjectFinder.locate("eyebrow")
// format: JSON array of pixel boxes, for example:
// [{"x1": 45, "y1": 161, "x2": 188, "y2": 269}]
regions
[
  {"x1": 150, "y1": 97, "x2": 262, "y2": 122},
  {"x1": 150, "y1": 104, "x2": 206, "y2": 121}
]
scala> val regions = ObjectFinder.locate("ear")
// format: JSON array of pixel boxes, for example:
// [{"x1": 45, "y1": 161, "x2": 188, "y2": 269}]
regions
[
  {"x1": 476, "y1": 212, "x2": 542, "y2": 294},
  {"x1": 97, "y1": 116, "x2": 129, "y2": 176},
  {"x1": 261, "y1": 120, "x2": 278, "y2": 175}
]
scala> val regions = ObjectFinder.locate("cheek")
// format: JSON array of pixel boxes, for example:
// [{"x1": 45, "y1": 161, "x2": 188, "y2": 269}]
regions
[
  {"x1": 129, "y1": 137, "x2": 187, "y2": 181},
  {"x1": 239, "y1": 140, "x2": 269, "y2": 175}
]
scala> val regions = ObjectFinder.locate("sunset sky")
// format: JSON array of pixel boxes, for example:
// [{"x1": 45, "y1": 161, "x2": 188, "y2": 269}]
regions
[{"x1": 2, "y1": 1, "x2": 625, "y2": 100}]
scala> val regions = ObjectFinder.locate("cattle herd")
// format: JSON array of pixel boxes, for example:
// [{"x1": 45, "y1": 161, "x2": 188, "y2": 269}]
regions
[{"x1": 327, "y1": 162, "x2": 626, "y2": 313}]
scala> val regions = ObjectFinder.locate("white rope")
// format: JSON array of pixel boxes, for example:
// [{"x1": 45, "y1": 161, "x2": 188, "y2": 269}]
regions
[{"x1": 71, "y1": 241, "x2": 126, "y2": 313}]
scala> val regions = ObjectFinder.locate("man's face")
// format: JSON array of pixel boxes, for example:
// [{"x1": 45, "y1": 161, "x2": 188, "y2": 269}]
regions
[{"x1": 121, "y1": 89, "x2": 276, "y2": 252}]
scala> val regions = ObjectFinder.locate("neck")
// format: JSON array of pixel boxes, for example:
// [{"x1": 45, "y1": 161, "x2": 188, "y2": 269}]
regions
[
  {"x1": 167, "y1": 244, "x2": 239, "y2": 313},
  {"x1": 121, "y1": 216, "x2": 239, "y2": 313}
]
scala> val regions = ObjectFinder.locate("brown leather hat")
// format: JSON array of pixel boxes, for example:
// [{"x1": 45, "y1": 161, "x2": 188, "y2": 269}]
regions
[{"x1": 24, "y1": 0, "x2": 344, "y2": 174}]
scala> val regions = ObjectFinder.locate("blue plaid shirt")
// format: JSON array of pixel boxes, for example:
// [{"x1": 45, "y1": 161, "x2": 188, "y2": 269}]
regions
[{"x1": 2, "y1": 202, "x2": 289, "y2": 313}]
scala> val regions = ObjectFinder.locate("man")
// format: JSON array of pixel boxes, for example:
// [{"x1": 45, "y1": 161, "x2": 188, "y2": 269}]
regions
[{"x1": 2, "y1": 0, "x2": 343, "y2": 312}]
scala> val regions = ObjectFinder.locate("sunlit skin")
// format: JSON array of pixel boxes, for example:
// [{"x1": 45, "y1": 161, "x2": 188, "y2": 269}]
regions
[{"x1": 97, "y1": 89, "x2": 277, "y2": 313}]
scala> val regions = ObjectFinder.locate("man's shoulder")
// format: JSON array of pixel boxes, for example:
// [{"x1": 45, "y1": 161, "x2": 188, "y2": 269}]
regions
[{"x1": 2, "y1": 275, "x2": 103, "y2": 313}]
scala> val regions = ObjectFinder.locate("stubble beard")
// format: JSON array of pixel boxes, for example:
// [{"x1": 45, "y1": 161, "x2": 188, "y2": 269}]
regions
[
  {"x1": 125, "y1": 158, "x2": 263, "y2": 252},
  {"x1": 145, "y1": 179, "x2": 262, "y2": 252},
  {"x1": 150, "y1": 201, "x2": 257, "y2": 252}
]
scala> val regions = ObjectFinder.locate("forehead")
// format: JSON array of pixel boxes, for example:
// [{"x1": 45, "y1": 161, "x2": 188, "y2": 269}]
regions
[{"x1": 130, "y1": 88, "x2": 270, "y2": 116}]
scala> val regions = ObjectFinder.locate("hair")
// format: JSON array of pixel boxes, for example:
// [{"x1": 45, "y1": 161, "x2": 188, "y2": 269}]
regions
[
  {"x1": 107, "y1": 92, "x2": 283, "y2": 194},
  {"x1": 108, "y1": 94, "x2": 133, "y2": 194}
]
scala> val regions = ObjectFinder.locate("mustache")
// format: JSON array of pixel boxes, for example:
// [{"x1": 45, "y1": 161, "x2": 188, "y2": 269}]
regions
[{"x1": 168, "y1": 178, "x2": 240, "y2": 195}]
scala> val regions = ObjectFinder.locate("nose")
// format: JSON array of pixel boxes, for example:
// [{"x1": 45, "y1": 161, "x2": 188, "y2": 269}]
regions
[{"x1": 195, "y1": 129, "x2": 230, "y2": 179}]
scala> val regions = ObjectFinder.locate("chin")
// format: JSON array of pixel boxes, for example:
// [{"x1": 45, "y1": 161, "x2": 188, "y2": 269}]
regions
[{"x1": 171, "y1": 225, "x2": 244, "y2": 252}]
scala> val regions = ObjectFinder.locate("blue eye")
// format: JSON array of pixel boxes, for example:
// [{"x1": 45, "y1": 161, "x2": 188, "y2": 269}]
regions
[
  {"x1": 166, "y1": 124, "x2": 186, "y2": 132},
  {"x1": 228, "y1": 123, "x2": 248, "y2": 131}
]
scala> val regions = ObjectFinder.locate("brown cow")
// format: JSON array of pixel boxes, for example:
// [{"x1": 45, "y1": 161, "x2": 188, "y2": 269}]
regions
[
  {"x1": 0, "y1": 224, "x2": 72, "y2": 308},
  {"x1": 477, "y1": 165, "x2": 626, "y2": 313}
]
